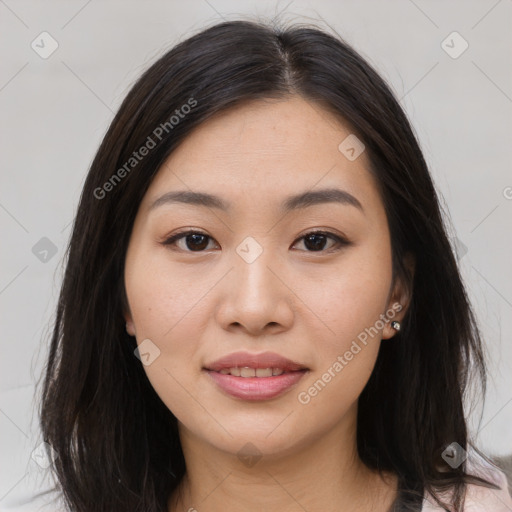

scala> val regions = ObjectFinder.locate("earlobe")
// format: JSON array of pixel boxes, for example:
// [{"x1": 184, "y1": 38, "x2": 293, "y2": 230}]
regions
[
  {"x1": 381, "y1": 306, "x2": 402, "y2": 340},
  {"x1": 382, "y1": 252, "x2": 415, "y2": 340}
]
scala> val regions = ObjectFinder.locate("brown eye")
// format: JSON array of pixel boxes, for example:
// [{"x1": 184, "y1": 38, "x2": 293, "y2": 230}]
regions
[
  {"x1": 302, "y1": 233, "x2": 331, "y2": 251},
  {"x1": 163, "y1": 231, "x2": 217, "y2": 252},
  {"x1": 182, "y1": 233, "x2": 210, "y2": 251},
  {"x1": 293, "y1": 231, "x2": 350, "y2": 253},
  {"x1": 162, "y1": 229, "x2": 350, "y2": 254}
]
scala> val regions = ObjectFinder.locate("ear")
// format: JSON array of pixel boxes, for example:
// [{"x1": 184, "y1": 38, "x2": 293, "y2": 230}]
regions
[
  {"x1": 381, "y1": 252, "x2": 415, "y2": 340},
  {"x1": 121, "y1": 286, "x2": 136, "y2": 337},
  {"x1": 124, "y1": 310, "x2": 136, "y2": 337}
]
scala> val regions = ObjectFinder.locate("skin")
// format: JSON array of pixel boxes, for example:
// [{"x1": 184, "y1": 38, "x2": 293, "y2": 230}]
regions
[{"x1": 124, "y1": 96, "x2": 413, "y2": 512}]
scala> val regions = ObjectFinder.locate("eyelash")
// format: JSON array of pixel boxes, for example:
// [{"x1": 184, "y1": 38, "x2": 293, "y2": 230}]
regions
[{"x1": 161, "y1": 229, "x2": 351, "y2": 254}]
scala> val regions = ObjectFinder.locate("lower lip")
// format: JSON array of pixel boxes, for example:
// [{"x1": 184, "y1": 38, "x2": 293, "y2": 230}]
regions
[{"x1": 205, "y1": 370, "x2": 307, "y2": 401}]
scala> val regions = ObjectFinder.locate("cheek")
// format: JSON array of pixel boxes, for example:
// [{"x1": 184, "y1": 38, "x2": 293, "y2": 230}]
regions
[
  {"x1": 303, "y1": 246, "x2": 392, "y2": 347},
  {"x1": 124, "y1": 249, "x2": 214, "y2": 417},
  {"x1": 124, "y1": 247, "x2": 220, "y2": 400},
  {"x1": 125, "y1": 245, "x2": 210, "y2": 339},
  {"x1": 296, "y1": 243, "x2": 392, "y2": 398}
]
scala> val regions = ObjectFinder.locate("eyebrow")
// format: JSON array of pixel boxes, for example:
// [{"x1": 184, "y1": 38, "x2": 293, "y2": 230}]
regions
[{"x1": 149, "y1": 187, "x2": 364, "y2": 214}]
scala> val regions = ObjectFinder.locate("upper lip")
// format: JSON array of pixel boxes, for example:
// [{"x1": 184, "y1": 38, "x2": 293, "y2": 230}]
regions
[{"x1": 204, "y1": 351, "x2": 308, "y2": 372}]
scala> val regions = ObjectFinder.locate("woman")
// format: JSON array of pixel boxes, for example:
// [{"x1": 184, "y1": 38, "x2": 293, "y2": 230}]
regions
[{"x1": 39, "y1": 19, "x2": 512, "y2": 511}]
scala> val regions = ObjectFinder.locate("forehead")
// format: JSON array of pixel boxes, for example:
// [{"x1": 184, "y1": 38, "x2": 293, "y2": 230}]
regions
[{"x1": 142, "y1": 96, "x2": 382, "y2": 216}]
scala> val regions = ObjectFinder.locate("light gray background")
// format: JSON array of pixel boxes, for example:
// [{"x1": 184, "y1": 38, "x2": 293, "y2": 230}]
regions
[{"x1": 1, "y1": 0, "x2": 511, "y2": 509}]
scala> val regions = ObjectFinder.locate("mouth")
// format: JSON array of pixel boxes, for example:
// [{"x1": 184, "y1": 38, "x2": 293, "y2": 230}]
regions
[
  {"x1": 214, "y1": 367, "x2": 295, "y2": 377},
  {"x1": 204, "y1": 368, "x2": 308, "y2": 401},
  {"x1": 203, "y1": 351, "x2": 309, "y2": 401}
]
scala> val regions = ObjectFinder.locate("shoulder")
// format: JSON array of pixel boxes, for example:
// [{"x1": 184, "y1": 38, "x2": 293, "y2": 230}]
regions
[{"x1": 421, "y1": 449, "x2": 512, "y2": 511}]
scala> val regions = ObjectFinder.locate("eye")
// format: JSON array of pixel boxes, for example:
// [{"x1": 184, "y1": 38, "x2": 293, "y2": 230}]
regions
[
  {"x1": 161, "y1": 229, "x2": 351, "y2": 253},
  {"x1": 291, "y1": 230, "x2": 350, "y2": 253},
  {"x1": 162, "y1": 230, "x2": 218, "y2": 252}
]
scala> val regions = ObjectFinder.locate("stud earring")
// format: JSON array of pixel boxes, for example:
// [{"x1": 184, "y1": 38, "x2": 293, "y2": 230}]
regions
[{"x1": 391, "y1": 321, "x2": 401, "y2": 332}]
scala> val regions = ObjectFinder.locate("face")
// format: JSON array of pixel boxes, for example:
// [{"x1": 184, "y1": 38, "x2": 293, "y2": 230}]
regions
[{"x1": 124, "y1": 96, "x2": 409, "y2": 460}]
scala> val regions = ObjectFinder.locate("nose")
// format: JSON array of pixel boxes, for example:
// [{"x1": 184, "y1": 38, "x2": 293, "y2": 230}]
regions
[{"x1": 214, "y1": 246, "x2": 294, "y2": 337}]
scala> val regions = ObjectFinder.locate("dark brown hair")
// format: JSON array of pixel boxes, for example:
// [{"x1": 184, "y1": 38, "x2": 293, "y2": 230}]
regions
[{"x1": 39, "y1": 18, "x2": 500, "y2": 511}]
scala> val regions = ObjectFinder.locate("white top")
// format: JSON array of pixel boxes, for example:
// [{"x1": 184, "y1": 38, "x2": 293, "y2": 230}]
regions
[{"x1": 421, "y1": 452, "x2": 512, "y2": 511}]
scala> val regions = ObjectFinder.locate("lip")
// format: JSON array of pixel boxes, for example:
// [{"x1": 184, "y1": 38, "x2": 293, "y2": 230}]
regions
[
  {"x1": 203, "y1": 351, "x2": 309, "y2": 401},
  {"x1": 204, "y1": 351, "x2": 308, "y2": 372},
  {"x1": 205, "y1": 370, "x2": 307, "y2": 401}
]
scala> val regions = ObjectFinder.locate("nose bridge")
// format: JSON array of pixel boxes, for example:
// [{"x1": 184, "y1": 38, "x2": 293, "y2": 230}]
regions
[
  {"x1": 233, "y1": 234, "x2": 280, "y2": 302},
  {"x1": 215, "y1": 234, "x2": 293, "y2": 333}
]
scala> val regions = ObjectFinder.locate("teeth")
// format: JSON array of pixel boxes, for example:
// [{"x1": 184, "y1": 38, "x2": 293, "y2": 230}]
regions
[
  {"x1": 240, "y1": 367, "x2": 255, "y2": 377},
  {"x1": 217, "y1": 367, "x2": 286, "y2": 377},
  {"x1": 256, "y1": 368, "x2": 273, "y2": 377}
]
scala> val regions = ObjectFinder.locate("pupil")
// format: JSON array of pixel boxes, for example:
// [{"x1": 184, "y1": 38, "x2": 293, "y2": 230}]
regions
[
  {"x1": 187, "y1": 234, "x2": 208, "y2": 251},
  {"x1": 305, "y1": 234, "x2": 326, "y2": 251}
]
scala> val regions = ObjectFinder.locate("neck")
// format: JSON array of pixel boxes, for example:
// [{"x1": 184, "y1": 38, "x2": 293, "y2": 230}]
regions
[{"x1": 168, "y1": 406, "x2": 398, "y2": 512}]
